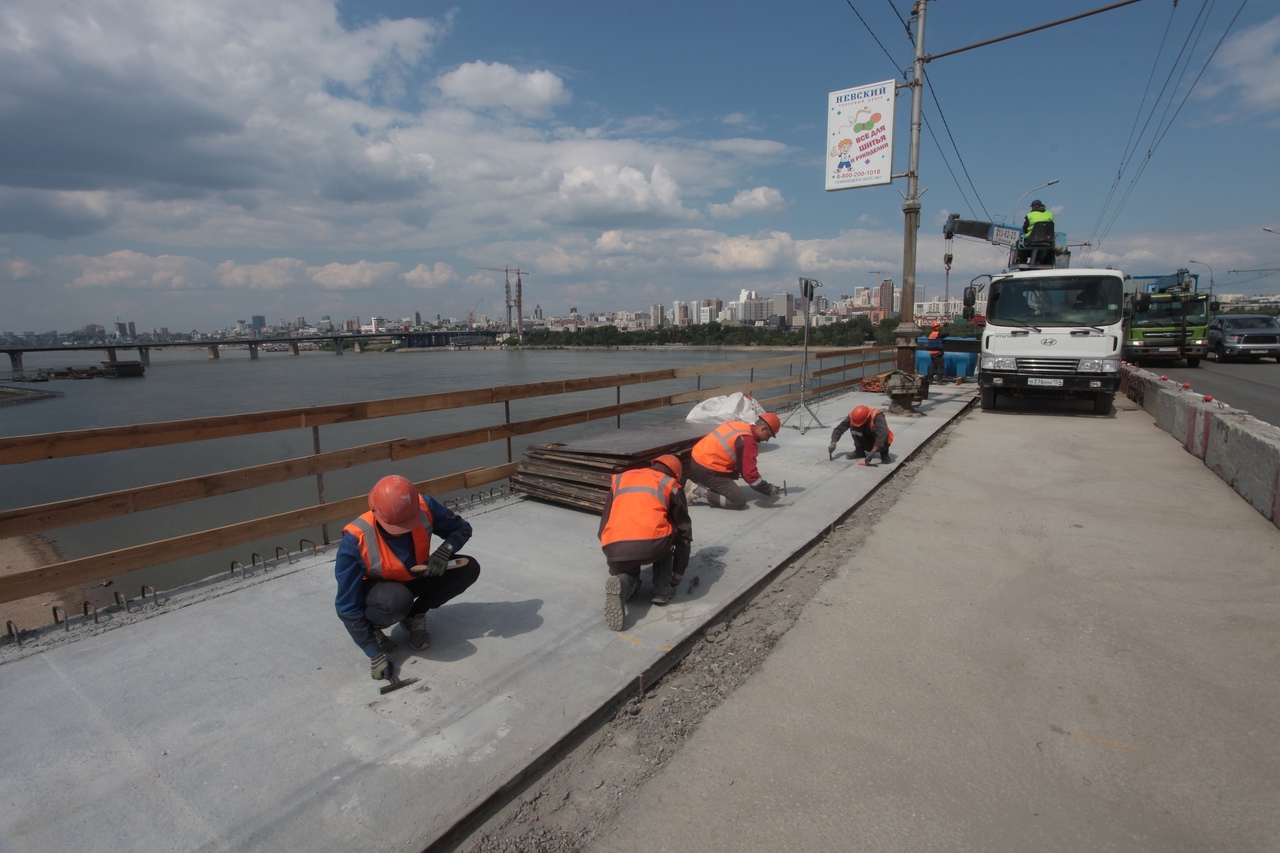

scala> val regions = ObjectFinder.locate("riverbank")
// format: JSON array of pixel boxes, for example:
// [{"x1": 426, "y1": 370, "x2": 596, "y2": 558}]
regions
[{"x1": 0, "y1": 534, "x2": 74, "y2": 628}]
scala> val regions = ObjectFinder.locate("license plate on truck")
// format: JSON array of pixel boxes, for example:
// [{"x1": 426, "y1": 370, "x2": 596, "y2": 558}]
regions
[
  {"x1": 1159, "y1": 347, "x2": 1177, "y2": 353},
  {"x1": 1028, "y1": 377, "x2": 1064, "y2": 387}
]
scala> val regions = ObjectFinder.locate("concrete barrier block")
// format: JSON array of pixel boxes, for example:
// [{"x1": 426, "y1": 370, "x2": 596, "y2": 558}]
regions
[{"x1": 1203, "y1": 412, "x2": 1280, "y2": 524}]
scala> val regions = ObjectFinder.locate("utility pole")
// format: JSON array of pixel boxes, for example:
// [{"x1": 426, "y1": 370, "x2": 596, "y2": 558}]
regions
[{"x1": 895, "y1": 0, "x2": 927, "y2": 367}]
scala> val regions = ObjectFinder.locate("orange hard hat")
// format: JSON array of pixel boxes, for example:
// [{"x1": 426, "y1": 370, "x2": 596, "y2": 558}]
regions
[
  {"x1": 931, "y1": 321, "x2": 941, "y2": 329},
  {"x1": 368, "y1": 475, "x2": 420, "y2": 532},
  {"x1": 759, "y1": 411, "x2": 781, "y2": 437},
  {"x1": 653, "y1": 454, "x2": 683, "y2": 482},
  {"x1": 850, "y1": 405, "x2": 873, "y2": 426}
]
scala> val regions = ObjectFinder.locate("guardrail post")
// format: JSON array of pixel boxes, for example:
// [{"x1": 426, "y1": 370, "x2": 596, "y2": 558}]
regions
[
  {"x1": 6, "y1": 620, "x2": 21, "y2": 647},
  {"x1": 505, "y1": 401, "x2": 513, "y2": 464},
  {"x1": 312, "y1": 426, "x2": 330, "y2": 545}
]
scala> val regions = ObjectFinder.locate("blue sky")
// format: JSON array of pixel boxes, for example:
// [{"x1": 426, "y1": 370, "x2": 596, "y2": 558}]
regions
[{"x1": 1, "y1": 0, "x2": 1276, "y2": 333}]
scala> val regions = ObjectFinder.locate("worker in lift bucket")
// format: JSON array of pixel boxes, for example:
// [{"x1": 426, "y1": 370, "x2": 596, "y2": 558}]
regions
[
  {"x1": 684, "y1": 412, "x2": 783, "y2": 509},
  {"x1": 598, "y1": 454, "x2": 693, "y2": 631},
  {"x1": 828, "y1": 405, "x2": 894, "y2": 466},
  {"x1": 334, "y1": 475, "x2": 481, "y2": 682}
]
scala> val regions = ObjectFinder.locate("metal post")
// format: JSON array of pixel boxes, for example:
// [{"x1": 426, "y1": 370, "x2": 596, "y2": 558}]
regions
[
  {"x1": 312, "y1": 426, "x2": 329, "y2": 545},
  {"x1": 895, "y1": 0, "x2": 928, "y2": 367}
]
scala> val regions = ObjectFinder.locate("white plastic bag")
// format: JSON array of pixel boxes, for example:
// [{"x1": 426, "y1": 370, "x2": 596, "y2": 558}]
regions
[{"x1": 685, "y1": 392, "x2": 765, "y2": 424}]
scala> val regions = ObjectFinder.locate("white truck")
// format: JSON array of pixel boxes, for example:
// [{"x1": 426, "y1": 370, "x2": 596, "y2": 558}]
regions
[{"x1": 963, "y1": 267, "x2": 1125, "y2": 414}]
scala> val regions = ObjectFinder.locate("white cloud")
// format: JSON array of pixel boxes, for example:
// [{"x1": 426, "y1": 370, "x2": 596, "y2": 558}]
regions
[
  {"x1": 708, "y1": 187, "x2": 786, "y2": 220},
  {"x1": 403, "y1": 262, "x2": 457, "y2": 289},
  {"x1": 435, "y1": 61, "x2": 570, "y2": 117},
  {"x1": 63, "y1": 250, "x2": 213, "y2": 290},
  {"x1": 1206, "y1": 15, "x2": 1280, "y2": 113},
  {"x1": 217, "y1": 258, "x2": 310, "y2": 291},
  {"x1": 307, "y1": 260, "x2": 402, "y2": 290}
]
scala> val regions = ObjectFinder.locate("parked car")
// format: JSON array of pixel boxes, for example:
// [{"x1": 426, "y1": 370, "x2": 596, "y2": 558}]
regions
[{"x1": 1208, "y1": 314, "x2": 1280, "y2": 362}]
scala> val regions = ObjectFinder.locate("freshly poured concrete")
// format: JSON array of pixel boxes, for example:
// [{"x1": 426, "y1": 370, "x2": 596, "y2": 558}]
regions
[{"x1": 0, "y1": 389, "x2": 972, "y2": 852}]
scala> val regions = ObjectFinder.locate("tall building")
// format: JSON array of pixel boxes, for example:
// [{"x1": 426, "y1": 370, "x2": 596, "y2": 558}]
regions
[
  {"x1": 251, "y1": 315, "x2": 266, "y2": 330},
  {"x1": 877, "y1": 278, "x2": 897, "y2": 317},
  {"x1": 771, "y1": 293, "x2": 795, "y2": 324},
  {"x1": 698, "y1": 298, "x2": 723, "y2": 324},
  {"x1": 649, "y1": 303, "x2": 666, "y2": 329}
]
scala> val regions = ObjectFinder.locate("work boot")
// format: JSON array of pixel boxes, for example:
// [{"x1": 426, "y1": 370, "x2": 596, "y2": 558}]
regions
[
  {"x1": 650, "y1": 561, "x2": 678, "y2": 606},
  {"x1": 400, "y1": 612, "x2": 432, "y2": 651},
  {"x1": 851, "y1": 449, "x2": 866, "y2": 460},
  {"x1": 373, "y1": 628, "x2": 397, "y2": 654},
  {"x1": 605, "y1": 574, "x2": 640, "y2": 631},
  {"x1": 684, "y1": 480, "x2": 706, "y2": 506}
]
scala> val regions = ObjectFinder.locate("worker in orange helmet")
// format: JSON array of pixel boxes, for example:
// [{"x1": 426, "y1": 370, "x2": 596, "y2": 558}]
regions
[
  {"x1": 828, "y1": 405, "x2": 894, "y2": 466},
  {"x1": 685, "y1": 412, "x2": 783, "y2": 509},
  {"x1": 928, "y1": 321, "x2": 945, "y2": 381},
  {"x1": 334, "y1": 475, "x2": 480, "y2": 682},
  {"x1": 598, "y1": 454, "x2": 692, "y2": 630}
]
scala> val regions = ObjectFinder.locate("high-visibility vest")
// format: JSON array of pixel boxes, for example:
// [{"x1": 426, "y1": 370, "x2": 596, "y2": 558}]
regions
[
  {"x1": 343, "y1": 497, "x2": 435, "y2": 582},
  {"x1": 600, "y1": 469, "x2": 679, "y2": 546},
  {"x1": 692, "y1": 420, "x2": 752, "y2": 474},
  {"x1": 849, "y1": 409, "x2": 894, "y2": 445},
  {"x1": 928, "y1": 330, "x2": 942, "y2": 355},
  {"x1": 1024, "y1": 209, "x2": 1054, "y2": 237}
]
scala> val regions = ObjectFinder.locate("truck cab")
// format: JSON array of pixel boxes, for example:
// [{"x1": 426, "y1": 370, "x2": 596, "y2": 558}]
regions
[
  {"x1": 1123, "y1": 271, "x2": 1211, "y2": 368},
  {"x1": 966, "y1": 268, "x2": 1124, "y2": 414}
]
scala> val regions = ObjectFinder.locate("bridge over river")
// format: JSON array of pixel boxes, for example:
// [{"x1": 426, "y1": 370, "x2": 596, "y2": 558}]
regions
[{"x1": 2, "y1": 329, "x2": 498, "y2": 372}]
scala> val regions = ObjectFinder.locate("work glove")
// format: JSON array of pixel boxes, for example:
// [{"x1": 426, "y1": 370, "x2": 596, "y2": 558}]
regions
[
  {"x1": 764, "y1": 484, "x2": 780, "y2": 498},
  {"x1": 425, "y1": 543, "x2": 454, "y2": 577},
  {"x1": 370, "y1": 652, "x2": 392, "y2": 681},
  {"x1": 827, "y1": 443, "x2": 837, "y2": 455}
]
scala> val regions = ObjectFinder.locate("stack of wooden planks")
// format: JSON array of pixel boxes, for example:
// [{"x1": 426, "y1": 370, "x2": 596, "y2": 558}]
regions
[{"x1": 510, "y1": 422, "x2": 712, "y2": 513}]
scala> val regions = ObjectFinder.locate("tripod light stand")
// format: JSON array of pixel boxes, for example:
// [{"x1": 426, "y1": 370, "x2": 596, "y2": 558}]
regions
[{"x1": 780, "y1": 277, "x2": 825, "y2": 434}]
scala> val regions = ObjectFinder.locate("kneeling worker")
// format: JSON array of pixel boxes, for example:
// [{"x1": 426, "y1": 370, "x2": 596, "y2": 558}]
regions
[
  {"x1": 685, "y1": 412, "x2": 782, "y2": 508},
  {"x1": 334, "y1": 475, "x2": 481, "y2": 682},
  {"x1": 599, "y1": 454, "x2": 692, "y2": 631},
  {"x1": 828, "y1": 405, "x2": 894, "y2": 466}
]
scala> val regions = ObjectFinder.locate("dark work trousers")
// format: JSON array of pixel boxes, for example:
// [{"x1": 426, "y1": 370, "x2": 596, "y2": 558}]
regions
[
  {"x1": 930, "y1": 351, "x2": 944, "y2": 379},
  {"x1": 362, "y1": 556, "x2": 482, "y2": 628},
  {"x1": 851, "y1": 432, "x2": 892, "y2": 464},
  {"x1": 607, "y1": 538, "x2": 676, "y2": 588},
  {"x1": 689, "y1": 459, "x2": 748, "y2": 510}
]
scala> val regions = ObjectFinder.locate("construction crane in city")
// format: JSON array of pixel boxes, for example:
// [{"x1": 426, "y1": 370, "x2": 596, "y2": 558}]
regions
[
  {"x1": 478, "y1": 266, "x2": 531, "y2": 344},
  {"x1": 466, "y1": 296, "x2": 484, "y2": 330}
]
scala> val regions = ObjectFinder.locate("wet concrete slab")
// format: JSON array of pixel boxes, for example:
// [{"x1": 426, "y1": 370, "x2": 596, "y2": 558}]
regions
[{"x1": 0, "y1": 388, "x2": 974, "y2": 852}]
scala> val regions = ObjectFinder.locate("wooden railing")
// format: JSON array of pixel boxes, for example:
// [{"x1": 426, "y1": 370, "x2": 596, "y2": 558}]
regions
[{"x1": 0, "y1": 347, "x2": 893, "y2": 605}]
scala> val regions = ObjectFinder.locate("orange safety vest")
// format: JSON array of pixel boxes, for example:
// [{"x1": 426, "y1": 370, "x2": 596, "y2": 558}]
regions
[
  {"x1": 928, "y1": 330, "x2": 942, "y2": 355},
  {"x1": 849, "y1": 409, "x2": 894, "y2": 444},
  {"x1": 599, "y1": 469, "x2": 679, "y2": 547},
  {"x1": 343, "y1": 496, "x2": 436, "y2": 582},
  {"x1": 692, "y1": 420, "x2": 752, "y2": 474}
]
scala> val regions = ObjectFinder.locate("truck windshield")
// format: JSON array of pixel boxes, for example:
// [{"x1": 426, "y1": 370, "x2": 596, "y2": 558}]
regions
[
  {"x1": 986, "y1": 275, "x2": 1123, "y2": 327},
  {"x1": 1130, "y1": 298, "x2": 1210, "y2": 327}
]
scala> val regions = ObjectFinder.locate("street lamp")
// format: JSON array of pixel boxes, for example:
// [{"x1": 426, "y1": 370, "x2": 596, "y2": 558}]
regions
[
  {"x1": 1187, "y1": 259, "x2": 1214, "y2": 304},
  {"x1": 1009, "y1": 179, "x2": 1059, "y2": 224}
]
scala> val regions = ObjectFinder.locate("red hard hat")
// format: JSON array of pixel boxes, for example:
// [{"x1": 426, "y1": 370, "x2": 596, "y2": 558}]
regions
[
  {"x1": 850, "y1": 405, "x2": 873, "y2": 426},
  {"x1": 759, "y1": 412, "x2": 781, "y2": 437},
  {"x1": 653, "y1": 454, "x2": 683, "y2": 482},
  {"x1": 368, "y1": 475, "x2": 420, "y2": 531}
]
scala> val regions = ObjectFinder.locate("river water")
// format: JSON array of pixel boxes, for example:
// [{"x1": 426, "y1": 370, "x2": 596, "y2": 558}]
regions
[{"x1": 3, "y1": 346, "x2": 822, "y2": 595}]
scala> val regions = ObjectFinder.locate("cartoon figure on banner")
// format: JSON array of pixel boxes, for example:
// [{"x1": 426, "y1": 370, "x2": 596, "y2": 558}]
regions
[{"x1": 830, "y1": 138, "x2": 854, "y2": 177}]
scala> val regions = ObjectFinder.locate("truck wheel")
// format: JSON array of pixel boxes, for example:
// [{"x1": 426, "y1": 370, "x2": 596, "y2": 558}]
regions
[
  {"x1": 1186, "y1": 357, "x2": 1201, "y2": 368},
  {"x1": 1093, "y1": 392, "x2": 1113, "y2": 415},
  {"x1": 980, "y1": 386, "x2": 997, "y2": 410},
  {"x1": 1215, "y1": 344, "x2": 1229, "y2": 362}
]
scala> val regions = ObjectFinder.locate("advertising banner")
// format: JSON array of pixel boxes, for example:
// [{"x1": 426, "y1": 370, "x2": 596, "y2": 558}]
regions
[{"x1": 826, "y1": 80, "x2": 897, "y2": 191}]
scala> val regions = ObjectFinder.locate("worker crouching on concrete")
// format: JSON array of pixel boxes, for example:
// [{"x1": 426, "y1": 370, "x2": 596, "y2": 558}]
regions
[
  {"x1": 334, "y1": 475, "x2": 481, "y2": 682},
  {"x1": 599, "y1": 455, "x2": 692, "y2": 631},
  {"x1": 685, "y1": 412, "x2": 782, "y2": 508},
  {"x1": 828, "y1": 405, "x2": 894, "y2": 467}
]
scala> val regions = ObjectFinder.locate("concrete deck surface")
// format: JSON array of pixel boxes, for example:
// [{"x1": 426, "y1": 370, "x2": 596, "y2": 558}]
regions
[
  {"x1": 591, "y1": 392, "x2": 1280, "y2": 853},
  {"x1": 0, "y1": 387, "x2": 973, "y2": 852}
]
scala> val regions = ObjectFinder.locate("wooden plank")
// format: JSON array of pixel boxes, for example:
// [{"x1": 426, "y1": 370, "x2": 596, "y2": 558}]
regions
[{"x1": 0, "y1": 462, "x2": 519, "y2": 605}]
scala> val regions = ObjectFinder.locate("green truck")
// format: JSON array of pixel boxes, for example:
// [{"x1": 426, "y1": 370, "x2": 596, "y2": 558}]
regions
[{"x1": 1123, "y1": 270, "x2": 1213, "y2": 368}]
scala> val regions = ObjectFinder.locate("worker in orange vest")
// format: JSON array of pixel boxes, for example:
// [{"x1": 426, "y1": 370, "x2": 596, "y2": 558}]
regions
[
  {"x1": 928, "y1": 321, "x2": 944, "y2": 381},
  {"x1": 334, "y1": 475, "x2": 481, "y2": 682},
  {"x1": 828, "y1": 405, "x2": 894, "y2": 466},
  {"x1": 599, "y1": 455, "x2": 692, "y2": 630},
  {"x1": 685, "y1": 412, "x2": 782, "y2": 509}
]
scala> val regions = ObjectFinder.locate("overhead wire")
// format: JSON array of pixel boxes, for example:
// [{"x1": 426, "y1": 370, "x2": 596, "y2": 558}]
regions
[
  {"x1": 1084, "y1": 0, "x2": 1250, "y2": 264},
  {"x1": 842, "y1": 1, "x2": 992, "y2": 222}
]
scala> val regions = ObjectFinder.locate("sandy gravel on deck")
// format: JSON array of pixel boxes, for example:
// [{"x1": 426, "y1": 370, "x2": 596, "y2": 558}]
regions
[{"x1": 0, "y1": 535, "x2": 76, "y2": 629}]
